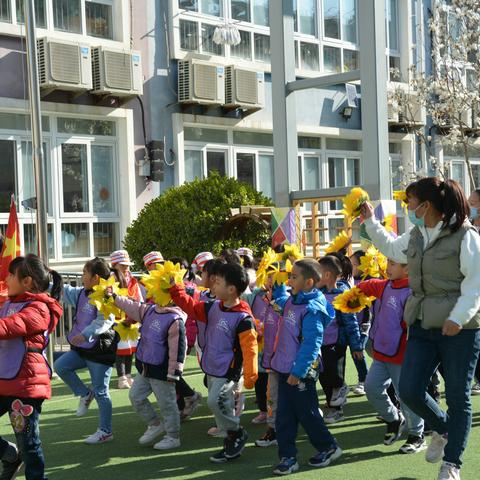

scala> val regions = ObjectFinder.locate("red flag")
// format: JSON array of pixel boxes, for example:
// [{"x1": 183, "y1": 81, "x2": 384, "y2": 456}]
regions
[{"x1": 0, "y1": 195, "x2": 21, "y2": 282}]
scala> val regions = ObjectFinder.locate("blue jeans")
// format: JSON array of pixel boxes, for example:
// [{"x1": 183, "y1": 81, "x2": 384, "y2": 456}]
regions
[
  {"x1": 0, "y1": 397, "x2": 45, "y2": 480},
  {"x1": 399, "y1": 323, "x2": 480, "y2": 467},
  {"x1": 365, "y1": 359, "x2": 423, "y2": 436},
  {"x1": 275, "y1": 374, "x2": 336, "y2": 459},
  {"x1": 54, "y1": 350, "x2": 113, "y2": 433}
]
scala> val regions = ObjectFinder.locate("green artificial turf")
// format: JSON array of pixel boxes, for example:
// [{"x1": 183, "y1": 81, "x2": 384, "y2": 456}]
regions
[{"x1": 1, "y1": 355, "x2": 479, "y2": 479}]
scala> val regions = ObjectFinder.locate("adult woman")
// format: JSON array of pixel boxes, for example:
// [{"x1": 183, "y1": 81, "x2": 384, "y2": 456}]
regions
[{"x1": 361, "y1": 178, "x2": 480, "y2": 480}]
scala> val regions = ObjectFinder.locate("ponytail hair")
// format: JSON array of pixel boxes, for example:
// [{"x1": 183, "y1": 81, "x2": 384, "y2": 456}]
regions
[
  {"x1": 325, "y1": 251, "x2": 353, "y2": 282},
  {"x1": 8, "y1": 254, "x2": 63, "y2": 301},
  {"x1": 84, "y1": 257, "x2": 111, "y2": 281},
  {"x1": 406, "y1": 177, "x2": 469, "y2": 232},
  {"x1": 110, "y1": 266, "x2": 127, "y2": 289}
]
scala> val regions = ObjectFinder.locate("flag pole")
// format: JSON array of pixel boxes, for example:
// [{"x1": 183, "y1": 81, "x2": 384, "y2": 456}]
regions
[{"x1": 25, "y1": 0, "x2": 54, "y2": 369}]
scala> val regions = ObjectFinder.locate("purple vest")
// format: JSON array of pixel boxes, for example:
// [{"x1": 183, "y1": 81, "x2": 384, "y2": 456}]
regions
[
  {"x1": 322, "y1": 292, "x2": 339, "y2": 346},
  {"x1": 200, "y1": 301, "x2": 249, "y2": 377},
  {"x1": 369, "y1": 282, "x2": 411, "y2": 357},
  {"x1": 67, "y1": 289, "x2": 99, "y2": 350},
  {"x1": 270, "y1": 298, "x2": 308, "y2": 374},
  {"x1": 136, "y1": 306, "x2": 177, "y2": 365},
  {"x1": 252, "y1": 295, "x2": 280, "y2": 370},
  {"x1": 196, "y1": 290, "x2": 214, "y2": 351}
]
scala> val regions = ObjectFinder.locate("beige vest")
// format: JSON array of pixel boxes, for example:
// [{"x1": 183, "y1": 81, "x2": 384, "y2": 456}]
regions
[{"x1": 404, "y1": 223, "x2": 480, "y2": 329}]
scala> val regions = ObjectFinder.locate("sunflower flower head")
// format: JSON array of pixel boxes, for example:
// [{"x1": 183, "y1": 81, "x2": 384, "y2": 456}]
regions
[
  {"x1": 278, "y1": 243, "x2": 304, "y2": 262},
  {"x1": 114, "y1": 321, "x2": 140, "y2": 342},
  {"x1": 269, "y1": 259, "x2": 292, "y2": 286},
  {"x1": 393, "y1": 190, "x2": 408, "y2": 213},
  {"x1": 141, "y1": 261, "x2": 186, "y2": 306},
  {"x1": 341, "y1": 187, "x2": 370, "y2": 225},
  {"x1": 358, "y1": 245, "x2": 388, "y2": 279},
  {"x1": 382, "y1": 214, "x2": 396, "y2": 234},
  {"x1": 88, "y1": 276, "x2": 129, "y2": 320},
  {"x1": 256, "y1": 248, "x2": 279, "y2": 288},
  {"x1": 325, "y1": 230, "x2": 351, "y2": 254},
  {"x1": 332, "y1": 286, "x2": 376, "y2": 313}
]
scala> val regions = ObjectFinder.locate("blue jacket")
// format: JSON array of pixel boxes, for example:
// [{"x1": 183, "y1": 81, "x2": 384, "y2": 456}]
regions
[
  {"x1": 321, "y1": 283, "x2": 363, "y2": 351},
  {"x1": 273, "y1": 286, "x2": 335, "y2": 379}
]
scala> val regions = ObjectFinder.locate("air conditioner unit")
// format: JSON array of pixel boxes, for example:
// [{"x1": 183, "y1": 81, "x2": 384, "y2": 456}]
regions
[
  {"x1": 178, "y1": 59, "x2": 225, "y2": 105},
  {"x1": 460, "y1": 108, "x2": 473, "y2": 129},
  {"x1": 91, "y1": 47, "x2": 143, "y2": 97},
  {"x1": 387, "y1": 101, "x2": 399, "y2": 123},
  {"x1": 405, "y1": 94, "x2": 426, "y2": 125},
  {"x1": 224, "y1": 66, "x2": 265, "y2": 110},
  {"x1": 37, "y1": 38, "x2": 92, "y2": 91}
]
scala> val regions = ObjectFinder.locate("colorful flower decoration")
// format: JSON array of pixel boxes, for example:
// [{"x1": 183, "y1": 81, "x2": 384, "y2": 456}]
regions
[
  {"x1": 256, "y1": 248, "x2": 279, "y2": 288},
  {"x1": 332, "y1": 286, "x2": 375, "y2": 314},
  {"x1": 358, "y1": 245, "x2": 388, "y2": 279},
  {"x1": 88, "y1": 276, "x2": 129, "y2": 320},
  {"x1": 278, "y1": 243, "x2": 304, "y2": 262},
  {"x1": 270, "y1": 259, "x2": 292, "y2": 286},
  {"x1": 325, "y1": 231, "x2": 351, "y2": 254},
  {"x1": 393, "y1": 190, "x2": 409, "y2": 213},
  {"x1": 141, "y1": 261, "x2": 186, "y2": 306},
  {"x1": 10, "y1": 399, "x2": 34, "y2": 433},
  {"x1": 114, "y1": 321, "x2": 140, "y2": 342},
  {"x1": 342, "y1": 187, "x2": 370, "y2": 225}
]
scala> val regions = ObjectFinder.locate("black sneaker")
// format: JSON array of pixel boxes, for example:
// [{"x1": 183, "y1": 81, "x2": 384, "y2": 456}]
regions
[
  {"x1": 383, "y1": 412, "x2": 405, "y2": 445},
  {"x1": 399, "y1": 435, "x2": 427, "y2": 454},
  {"x1": 308, "y1": 445, "x2": 342, "y2": 467},
  {"x1": 0, "y1": 458, "x2": 23, "y2": 480},
  {"x1": 273, "y1": 457, "x2": 299, "y2": 476},
  {"x1": 224, "y1": 427, "x2": 248, "y2": 459},
  {"x1": 255, "y1": 427, "x2": 277, "y2": 447},
  {"x1": 209, "y1": 449, "x2": 229, "y2": 464}
]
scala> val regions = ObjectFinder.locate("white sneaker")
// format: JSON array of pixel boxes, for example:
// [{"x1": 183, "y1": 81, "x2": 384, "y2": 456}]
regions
[
  {"x1": 153, "y1": 435, "x2": 181, "y2": 450},
  {"x1": 138, "y1": 424, "x2": 164, "y2": 445},
  {"x1": 471, "y1": 382, "x2": 480, "y2": 396},
  {"x1": 76, "y1": 391, "x2": 94, "y2": 417},
  {"x1": 330, "y1": 384, "x2": 350, "y2": 407},
  {"x1": 182, "y1": 391, "x2": 202, "y2": 420},
  {"x1": 353, "y1": 382, "x2": 365, "y2": 396},
  {"x1": 84, "y1": 429, "x2": 113, "y2": 444},
  {"x1": 437, "y1": 461, "x2": 460, "y2": 480},
  {"x1": 426, "y1": 432, "x2": 448, "y2": 463}
]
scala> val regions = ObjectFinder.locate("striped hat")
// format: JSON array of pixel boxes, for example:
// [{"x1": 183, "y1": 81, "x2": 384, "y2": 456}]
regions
[
  {"x1": 192, "y1": 251, "x2": 214, "y2": 271},
  {"x1": 143, "y1": 251, "x2": 164, "y2": 267},
  {"x1": 236, "y1": 247, "x2": 253, "y2": 259},
  {"x1": 110, "y1": 250, "x2": 133, "y2": 266}
]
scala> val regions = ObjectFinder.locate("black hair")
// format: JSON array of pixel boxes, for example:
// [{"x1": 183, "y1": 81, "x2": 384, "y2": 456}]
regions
[
  {"x1": 241, "y1": 255, "x2": 256, "y2": 270},
  {"x1": 294, "y1": 258, "x2": 323, "y2": 283},
  {"x1": 318, "y1": 255, "x2": 344, "y2": 279},
  {"x1": 169, "y1": 256, "x2": 195, "y2": 282},
  {"x1": 110, "y1": 266, "x2": 127, "y2": 289},
  {"x1": 326, "y1": 251, "x2": 353, "y2": 282},
  {"x1": 84, "y1": 257, "x2": 111, "y2": 281},
  {"x1": 350, "y1": 250, "x2": 365, "y2": 263},
  {"x1": 406, "y1": 177, "x2": 469, "y2": 232},
  {"x1": 217, "y1": 263, "x2": 249, "y2": 296},
  {"x1": 273, "y1": 244, "x2": 285, "y2": 254},
  {"x1": 220, "y1": 248, "x2": 242, "y2": 265},
  {"x1": 9, "y1": 254, "x2": 63, "y2": 301},
  {"x1": 203, "y1": 258, "x2": 226, "y2": 276}
]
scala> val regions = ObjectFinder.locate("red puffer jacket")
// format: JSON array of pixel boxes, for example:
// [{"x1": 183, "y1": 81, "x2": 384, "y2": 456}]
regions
[{"x1": 0, "y1": 292, "x2": 63, "y2": 399}]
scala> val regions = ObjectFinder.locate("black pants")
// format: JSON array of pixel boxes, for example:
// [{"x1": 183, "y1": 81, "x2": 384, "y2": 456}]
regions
[
  {"x1": 475, "y1": 358, "x2": 480, "y2": 383},
  {"x1": 318, "y1": 344, "x2": 347, "y2": 407},
  {"x1": 115, "y1": 354, "x2": 133, "y2": 377},
  {"x1": 255, "y1": 372, "x2": 268, "y2": 412},
  {"x1": 176, "y1": 377, "x2": 196, "y2": 411}
]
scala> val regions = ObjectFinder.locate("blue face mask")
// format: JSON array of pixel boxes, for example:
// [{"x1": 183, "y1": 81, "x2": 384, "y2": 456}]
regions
[
  {"x1": 408, "y1": 203, "x2": 426, "y2": 227},
  {"x1": 471, "y1": 206, "x2": 479, "y2": 220}
]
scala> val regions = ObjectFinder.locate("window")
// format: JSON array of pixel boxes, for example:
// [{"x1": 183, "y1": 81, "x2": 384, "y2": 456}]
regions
[
  {"x1": 231, "y1": 30, "x2": 252, "y2": 60},
  {"x1": 53, "y1": 0, "x2": 81, "y2": 33},
  {"x1": 258, "y1": 154, "x2": 274, "y2": 199},
  {"x1": 233, "y1": 131, "x2": 273, "y2": 146},
  {"x1": 386, "y1": 0, "x2": 398, "y2": 51},
  {"x1": 86, "y1": 1, "x2": 113, "y2": 40},
  {"x1": 296, "y1": 0, "x2": 316, "y2": 36},
  {"x1": 323, "y1": 45, "x2": 341, "y2": 73},
  {"x1": 390, "y1": 155, "x2": 403, "y2": 192},
  {"x1": 237, "y1": 153, "x2": 255, "y2": 186},
  {"x1": 326, "y1": 138, "x2": 361, "y2": 150},
  {"x1": 184, "y1": 127, "x2": 228, "y2": 143},
  {"x1": 0, "y1": 0, "x2": 11, "y2": 22},
  {"x1": 61, "y1": 143, "x2": 89, "y2": 213},
  {"x1": 16, "y1": 0, "x2": 46, "y2": 28},
  {"x1": 232, "y1": 0, "x2": 250, "y2": 22},
  {"x1": 0, "y1": 112, "x2": 49, "y2": 131},
  {"x1": 323, "y1": 0, "x2": 340, "y2": 39},
  {"x1": 179, "y1": 0, "x2": 221, "y2": 16},
  {"x1": 328, "y1": 157, "x2": 360, "y2": 187},
  {"x1": 254, "y1": 33, "x2": 270, "y2": 63},
  {"x1": 342, "y1": 0, "x2": 356, "y2": 43},
  {"x1": 303, "y1": 156, "x2": 320, "y2": 190},
  {"x1": 343, "y1": 49, "x2": 358, "y2": 71},
  {"x1": 57, "y1": 117, "x2": 115, "y2": 136},
  {"x1": 253, "y1": 0, "x2": 269, "y2": 26},
  {"x1": 61, "y1": 223, "x2": 89, "y2": 258},
  {"x1": 23, "y1": 223, "x2": 54, "y2": 257},
  {"x1": 323, "y1": 0, "x2": 357, "y2": 43},
  {"x1": 91, "y1": 145, "x2": 115, "y2": 213},
  {"x1": 180, "y1": 19, "x2": 199, "y2": 51},
  {"x1": 0, "y1": 140, "x2": 16, "y2": 213},
  {"x1": 450, "y1": 161, "x2": 465, "y2": 190},
  {"x1": 93, "y1": 222, "x2": 118, "y2": 256},
  {"x1": 300, "y1": 42, "x2": 319, "y2": 71},
  {"x1": 201, "y1": 23, "x2": 224, "y2": 56},
  {"x1": 206, "y1": 151, "x2": 226, "y2": 176},
  {"x1": 185, "y1": 149, "x2": 202, "y2": 182}
]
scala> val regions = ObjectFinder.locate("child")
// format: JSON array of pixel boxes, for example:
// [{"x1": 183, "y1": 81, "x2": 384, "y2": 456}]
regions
[
  {"x1": 270, "y1": 258, "x2": 341, "y2": 475},
  {"x1": 358, "y1": 259, "x2": 426, "y2": 453},
  {"x1": 236, "y1": 247, "x2": 257, "y2": 290},
  {"x1": 109, "y1": 289, "x2": 187, "y2": 450},
  {"x1": 110, "y1": 250, "x2": 143, "y2": 389},
  {"x1": 0, "y1": 255, "x2": 62, "y2": 480},
  {"x1": 191, "y1": 251, "x2": 214, "y2": 284},
  {"x1": 143, "y1": 251, "x2": 165, "y2": 272},
  {"x1": 54, "y1": 257, "x2": 118, "y2": 444},
  {"x1": 169, "y1": 263, "x2": 258, "y2": 463},
  {"x1": 317, "y1": 255, "x2": 363, "y2": 424}
]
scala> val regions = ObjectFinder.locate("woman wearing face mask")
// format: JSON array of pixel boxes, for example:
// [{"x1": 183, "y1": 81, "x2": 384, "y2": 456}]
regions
[{"x1": 361, "y1": 177, "x2": 480, "y2": 480}]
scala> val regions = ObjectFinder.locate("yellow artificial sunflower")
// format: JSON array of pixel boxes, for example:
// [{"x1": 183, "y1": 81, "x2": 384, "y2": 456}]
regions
[
  {"x1": 256, "y1": 248, "x2": 279, "y2": 288},
  {"x1": 114, "y1": 321, "x2": 140, "y2": 342},
  {"x1": 88, "y1": 276, "x2": 129, "y2": 320},
  {"x1": 278, "y1": 243, "x2": 304, "y2": 262},
  {"x1": 325, "y1": 231, "x2": 351, "y2": 254},
  {"x1": 382, "y1": 214, "x2": 396, "y2": 234},
  {"x1": 359, "y1": 245, "x2": 388, "y2": 279},
  {"x1": 341, "y1": 187, "x2": 370, "y2": 225},
  {"x1": 141, "y1": 261, "x2": 186, "y2": 306},
  {"x1": 393, "y1": 190, "x2": 409, "y2": 213},
  {"x1": 332, "y1": 286, "x2": 375, "y2": 313},
  {"x1": 270, "y1": 258, "x2": 292, "y2": 286}
]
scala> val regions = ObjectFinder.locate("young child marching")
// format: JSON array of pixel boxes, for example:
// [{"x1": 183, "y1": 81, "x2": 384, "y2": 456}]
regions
[
  {"x1": 0, "y1": 255, "x2": 63, "y2": 479},
  {"x1": 54, "y1": 258, "x2": 119, "y2": 444},
  {"x1": 169, "y1": 262, "x2": 258, "y2": 463},
  {"x1": 270, "y1": 258, "x2": 341, "y2": 476},
  {"x1": 355, "y1": 259, "x2": 425, "y2": 453}
]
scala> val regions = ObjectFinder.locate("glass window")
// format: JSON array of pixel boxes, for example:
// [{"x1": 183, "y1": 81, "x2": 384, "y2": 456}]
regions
[
  {"x1": 253, "y1": 0, "x2": 269, "y2": 26},
  {"x1": 201, "y1": 0, "x2": 221, "y2": 16},
  {"x1": 236, "y1": 153, "x2": 255, "y2": 187},
  {"x1": 323, "y1": 0, "x2": 340, "y2": 39},
  {"x1": 16, "y1": 0, "x2": 46, "y2": 28},
  {"x1": 57, "y1": 118, "x2": 115, "y2": 136},
  {"x1": 179, "y1": 0, "x2": 197, "y2": 12},
  {"x1": 258, "y1": 154, "x2": 274, "y2": 199},
  {"x1": 53, "y1": 0, "x2": 81, "y2": 33},
  {"x1": 184, "y1": 127, "x2": 228, "y2": 143},
  {"x1": 450, "y1": 162, "x2": 465, "y2": 190},
  {"x1": 300, "y1": 42, "x2": 319, "y2": 71},
  {"x1": 0, "y1": 113, "x2": 49, "y2": 131},
  {"x1": 206, "y1": 151, "x2": 225, "y2": 176},
  {"x1": 390, "y1": 156, "x2": 402, "y2": 192},
  {"x1": 61, "y1": 144, "x2": 89, "y2": 213},
  {"x1": 387, "y1": 0, "x2": 398, "y2": 51},
  {"x1": 86, "y1": 1, "x2": 113, "y2": 39},
  {"x1": 389, "y1": 143, "x2": 402, "y2": 154},
  {"x1": 326, "y1": 138, "x2": 361, "y2": 150},
  {"x1": 304, "y1": 156, "x2": 320, "y2": 190},
  {"x1": 232, "y1": 0, "x2": 250, "y2": 22},
  {"x1": 23, "y1": 224, "x2": 54, "y2": 257},
  {"x1": 342, "y1": 0, "x2": 356, "y2": 43},
  {"x1": 61, "y1": 223, "x2": 89, "y2": 258},
  {"x1": 298, "y1": 0, "x2": 316, "y2": 35},
  {"x1": 93, "y1": 223, "x2": 118, "y2": 256},
  {"x1": 91, "y1": 145, "x2": 115, "y2": 213},
  {"x1": 323, "y1": 46, "x2": 341, "y2": 73},
  {"x1": 471, "y1": 164, "x2": 480, "y2": 189},
  {"x1": 201, "y1": 23, "x2": 224, "y2": 56},
  {"x1": 180, "y1": 19, "x2": 198, "y2": 51},
  {"x1": 184, "y1": 149, "x2": 202, "y2": 182},
  {"x1": 0, "y1": 140, "x2": 16, "y2": 213},
  {"x1": 328, "y1": 156, "x2": 360, "y2": 187},
  {"x1": 231, "y1": 30, "x2": 252, "y2": 60},
  {"x1": 298, "y1": 136, "x2": 321, "y2": 149},
  {"x1": 0, "y1": 0, "x2": 11, "y2": 22},
  {"x1": 233, "y1": 131, "x2": 273, "y2": 146},
  {"x1": 343, "y1": 49, "x2": 358, "y2": 71},
  {"x1": 346, "y1": 157, "x2": 359, "y2": 185},
  {"x1": 254, "y1": 33, "x2": 270, "y2": 63}
]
